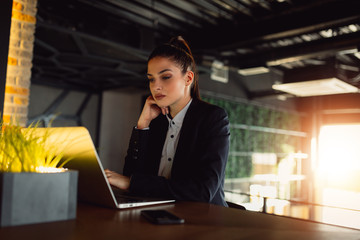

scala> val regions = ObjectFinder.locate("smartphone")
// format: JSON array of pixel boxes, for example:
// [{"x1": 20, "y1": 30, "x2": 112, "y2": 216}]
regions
[{"x1": 141, "y1": 210, "x2": 185, "y2": 224}]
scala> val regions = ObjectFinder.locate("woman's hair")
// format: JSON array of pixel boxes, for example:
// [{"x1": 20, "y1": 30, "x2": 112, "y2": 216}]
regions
[{"x1": 148, "y1": 36, "x2": 200, "y2": 99}]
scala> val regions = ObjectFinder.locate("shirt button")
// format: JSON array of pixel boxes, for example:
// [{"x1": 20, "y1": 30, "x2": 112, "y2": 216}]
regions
[
  {"x1": 172, "y1": 121, "x2": 175, "y2": 125},
  {"x1": 168, "y1": 158, "x2": 172, "y2": 161},
  {"x1": 171, "y1": 135, "x2": 174, "y2": 138}
]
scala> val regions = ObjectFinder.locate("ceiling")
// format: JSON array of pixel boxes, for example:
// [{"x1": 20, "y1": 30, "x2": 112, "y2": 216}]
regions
[{"x1": 31, "y1": 0, "x2": 360, "y2": 99}]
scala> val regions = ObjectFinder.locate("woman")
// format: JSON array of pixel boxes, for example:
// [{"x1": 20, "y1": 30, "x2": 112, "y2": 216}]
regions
[{"x1": 105, "y1": 36, "x2": 230, "y2": 206}]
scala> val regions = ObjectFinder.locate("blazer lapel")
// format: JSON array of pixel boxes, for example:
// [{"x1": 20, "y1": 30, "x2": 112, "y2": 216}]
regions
[{"x1": 172, "y1": 99, "x2": 201, "y2": 173}]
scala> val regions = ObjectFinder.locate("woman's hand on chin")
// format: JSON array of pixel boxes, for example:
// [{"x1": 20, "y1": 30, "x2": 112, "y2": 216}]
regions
[
  {"x1": 161, "y1": 106, "x2": 169, "y2": 115},
  {"x1": 137, "y1": 96, "x2": 163, "y2": 129}
]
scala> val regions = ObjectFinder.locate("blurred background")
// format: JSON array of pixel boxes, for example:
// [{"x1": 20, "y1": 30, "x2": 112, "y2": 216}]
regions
[{"x1": 2, "y1": 0, "x2": 360, "y2": 229}]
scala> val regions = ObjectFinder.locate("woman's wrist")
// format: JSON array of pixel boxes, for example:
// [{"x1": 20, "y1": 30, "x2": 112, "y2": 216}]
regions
[
  {"x1": 137, "y1": 119, "x2": 150, "y2": 129},
  {"x1": 122, "y1": 177, "x2": 130, "y2": 190}
]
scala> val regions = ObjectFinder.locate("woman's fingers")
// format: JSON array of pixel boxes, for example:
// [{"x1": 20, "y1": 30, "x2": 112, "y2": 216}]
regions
[
  {"x1": 105, "y1": 170, "x2": 130, "y2": 190},
  {"x1": 161, "y1": 107, "x2": 169, "y2": 115},
  {"x1": 138, "y1": 95, "x2": 170, "y2": 129},
  {"x1": 146, "y1": 95, "x2": 157, "y2": 105},
  {"x1": 104, "y1": 169, "x2": 113, "y2": 178}
]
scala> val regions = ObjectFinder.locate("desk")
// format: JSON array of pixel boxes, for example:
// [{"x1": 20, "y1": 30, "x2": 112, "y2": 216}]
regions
[{"x1": 1, "y1": 202, "x2": 359, "y2": 240}]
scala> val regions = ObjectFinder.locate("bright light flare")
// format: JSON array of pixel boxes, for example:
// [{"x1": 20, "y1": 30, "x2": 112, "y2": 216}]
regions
[
  {"x1": 317, "y1": 125, "x2": 360, "y2": 229},
  {"x1": 36, "y1": 166, "x2": 67, "y2": 173},
  {"x1": 318, "y1": 124, "x2": 360, "y2": 186}
]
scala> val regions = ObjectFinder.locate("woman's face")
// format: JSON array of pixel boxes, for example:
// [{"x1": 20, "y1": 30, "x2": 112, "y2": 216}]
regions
[{"x1": 147, "y1": 57, "x2": 193, "y2": 112}]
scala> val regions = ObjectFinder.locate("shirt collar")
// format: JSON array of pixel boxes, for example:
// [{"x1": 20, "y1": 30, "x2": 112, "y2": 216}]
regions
[{"x1": 166, "y1": 98, "x2": 192, "y2": 128}]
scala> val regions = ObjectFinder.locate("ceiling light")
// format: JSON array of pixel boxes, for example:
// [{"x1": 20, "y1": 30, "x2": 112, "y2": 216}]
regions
[
  {"x1": 272, "y1": 78, "x2": 359, "y2": 97},
  {"x1": 348, "y1": 24, "x2": 359, "y2": 32},
  {"x1": 338, "y1": 64, "x2": 359, "y2": 72},
  {"x1": 354, "y1": 52, "x2": 360, "y2": 60},
  {"x1": 320, "y1": 29, "x2": 333, "y2": 38},
  {"x1": 211, "y1": 60, "x2": 228, "y2": 83},
  {"x1": 276, "y1": 95, "x2": 288, "y2": 101},
  {"x1": 267, "y1": 56, "x2": 304, "y2": 66},
  {"x1": 238, "y1": 67, "x2": 269, "y2": 76}
]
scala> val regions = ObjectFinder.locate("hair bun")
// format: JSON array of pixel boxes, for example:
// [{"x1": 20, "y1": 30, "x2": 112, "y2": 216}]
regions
[{"x1": 169, "y1": 36, "x2": 193, "y2": 56}]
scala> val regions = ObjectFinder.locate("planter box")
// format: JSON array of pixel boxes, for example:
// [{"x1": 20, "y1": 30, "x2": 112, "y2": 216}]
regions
[{"x1": 0, "y1": 170, "x2": 78, "y2": 227}]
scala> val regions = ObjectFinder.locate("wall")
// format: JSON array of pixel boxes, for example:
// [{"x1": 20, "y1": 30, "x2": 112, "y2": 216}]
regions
[
  {"x1": 199, "y1": 71, "x2": 248, "y2": 98},
  {"x1": 28, "y1": 84, "x2": 99, "y2": 140},
  {"x1": 98, "y1": 88, "x2": 146, "y2": 172}
]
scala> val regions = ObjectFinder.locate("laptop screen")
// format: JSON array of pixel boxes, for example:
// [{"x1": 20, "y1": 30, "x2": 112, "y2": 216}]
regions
[{"x1": 35, "y1": 127, "x2": 174, "y2": 209}]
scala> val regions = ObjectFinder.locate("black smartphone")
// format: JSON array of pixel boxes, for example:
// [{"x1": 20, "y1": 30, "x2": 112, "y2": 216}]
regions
[{"x1": 141, "y1": 210, "x2": 185, "y2": 224}]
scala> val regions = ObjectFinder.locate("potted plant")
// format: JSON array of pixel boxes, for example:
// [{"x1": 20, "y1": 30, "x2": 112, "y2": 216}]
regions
[{"x1": 0, "y1": 122, "x2": 78, "y2": 227}]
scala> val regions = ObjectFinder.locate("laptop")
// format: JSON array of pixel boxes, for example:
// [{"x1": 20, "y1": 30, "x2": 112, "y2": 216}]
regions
[{"x1": 36, "y1": 126, "x2": 175, "y2": 209}]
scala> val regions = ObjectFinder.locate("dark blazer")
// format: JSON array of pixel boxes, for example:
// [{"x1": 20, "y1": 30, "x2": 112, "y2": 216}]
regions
[{"x1": 123, "y1": 98, "x2": 230, "y2": 206}]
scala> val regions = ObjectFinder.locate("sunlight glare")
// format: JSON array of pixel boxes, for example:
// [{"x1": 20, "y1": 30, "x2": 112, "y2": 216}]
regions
[{"x1": 319, "y1": 125, "x2": 360, "y2": 180}]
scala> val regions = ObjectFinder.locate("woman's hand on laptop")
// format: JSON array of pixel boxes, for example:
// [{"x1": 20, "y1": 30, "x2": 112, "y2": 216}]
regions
[{"x1": 104, "y1": 169, "x2": 130, "y2": 190}]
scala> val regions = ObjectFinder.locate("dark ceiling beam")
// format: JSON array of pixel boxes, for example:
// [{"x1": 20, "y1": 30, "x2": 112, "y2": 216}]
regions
[
  {"x1": 54, "y1": 59, "x2": 143, "y2": 78},
  {"x1": 33, "y1": 74, "x2": 146, "y2": 91},
  {"x1": 72, "y1": 34, "x2": 89, "y2": 56},
  {"x1": 34, "y1": 38, "x2": 59, "y2": 56},
  {"x1": 189, "y1": 0, "x2": 360, "y2": 50},
  {"x1": 78, "y1": 0, "x2": 169, "y2": 32},
  {"x1": 219, "y1": 15, "x2": 360, "y2": 52},
  {"x1": 31, "y1": 77, "x2": 101, "y2": 93},
  {"x1": 131, "y1": 0, "x2": 203, "y2": 28},
  {"x1": 33, "y1": 21, "x2": 149, "y2": 91},
  {"x1": 189, "y1": 0, "x2": 234, "y2": 20},
  {"x1": 32, "y1": 0, "x2": 360, "y2": 97},
  {"x1": 225, "y1": 30, "x2": 360, "y2": 68},
  {"x1": 209, "y1": 0, "x2": 240, "y2": 14},
  {"x1": 104, "y1": 0, "x2": 184, "y2": 30},
  {"x1": 161, "y1": 0, "x2": 218, "y2": 25},
  {"x1": 219, "y1": 0, "x2": 252, "y2": 16},
  {"x1": 32, "y1": 50, "x2": 78, "y2": 75},
  {"x1": 36, "y1": 22, "x2": 149, "y2": 61},
  {"x1": 251, "y1": 0, "x2": 272, "y2": 11}
]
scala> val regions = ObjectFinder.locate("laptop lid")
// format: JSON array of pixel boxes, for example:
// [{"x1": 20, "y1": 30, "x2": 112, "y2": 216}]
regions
[{"x1": 36, "y1": 127, "x2": 174, "y2": 209}]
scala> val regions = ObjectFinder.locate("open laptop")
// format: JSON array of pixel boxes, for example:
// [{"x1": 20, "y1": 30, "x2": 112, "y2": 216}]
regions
[{"x1": 36, "y1": 126, "x2": 174, "y2": 209}]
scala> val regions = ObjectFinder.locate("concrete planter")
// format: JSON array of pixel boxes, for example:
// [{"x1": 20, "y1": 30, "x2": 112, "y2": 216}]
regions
[{"x1": 0, "y1": 170, "x2": 78, "y2": 227}]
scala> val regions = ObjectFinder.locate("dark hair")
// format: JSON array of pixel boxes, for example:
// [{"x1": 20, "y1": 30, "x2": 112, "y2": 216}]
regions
[{"x1": 148, "y1": 36, "x2": 200, "y2": 99}]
